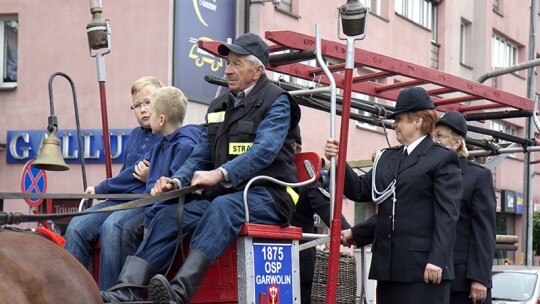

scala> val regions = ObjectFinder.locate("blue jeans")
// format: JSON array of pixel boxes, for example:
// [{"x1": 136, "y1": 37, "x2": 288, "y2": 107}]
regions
[
  {"x1": 64, "y1": 201, "x2": 144, "y2": 290},
  {"x1": 135, "y1": 186, "x2": 283, "y2": 273},
  {"x1": 120, "y1": 211, "x2": 145, "y2": 263}
]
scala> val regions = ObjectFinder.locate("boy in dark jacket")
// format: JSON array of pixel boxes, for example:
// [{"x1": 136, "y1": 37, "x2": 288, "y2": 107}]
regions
[
  {"x1": 86, "y1": 76, "x2": 164, "y2": 195},
  {"x1": 65, "y1": 86, "x2": 201, "y2": 290}
]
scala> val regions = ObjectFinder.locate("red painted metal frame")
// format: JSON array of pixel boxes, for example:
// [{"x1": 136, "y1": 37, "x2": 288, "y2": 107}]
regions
[
  {"x1": 238, "y1": 223, "x2": 302, "y2": 239},
  {"x1": 263, "y1": 30, "x2": 534, "y2": 113},
  {"x1": 199, "y1": 31, "x2": 534, "y2": 113},
  {"x1": 327, "y1": 66, "x2": 354, "y2": 303},
  {"x1": 295, "y1": 151, "x2": 322, "y2": 184},
  {"x1": 98, "y1": 81, "x2": 112, "y2": 178}
]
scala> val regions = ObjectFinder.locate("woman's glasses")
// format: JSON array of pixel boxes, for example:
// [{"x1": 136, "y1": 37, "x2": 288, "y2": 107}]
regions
[{"x1": 433, "y1": 132, "x2": 453, "y2": 139}]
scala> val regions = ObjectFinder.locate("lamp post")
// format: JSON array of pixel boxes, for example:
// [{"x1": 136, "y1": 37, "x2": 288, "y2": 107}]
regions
[
  {"x1": 32, "y1": 72, "x2": 88, "y2": 191},
  {"x1": 86, "y1": 0, "x2": 113, "y2": 178},
  {"x1": 326, "y1": 1, "x2": 368, "y2": 302}
]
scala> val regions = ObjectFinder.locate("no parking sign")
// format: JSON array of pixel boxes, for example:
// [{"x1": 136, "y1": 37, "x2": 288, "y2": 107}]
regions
[{"x1": 20, "y1": 159, "x2": 47, "y2": 207}]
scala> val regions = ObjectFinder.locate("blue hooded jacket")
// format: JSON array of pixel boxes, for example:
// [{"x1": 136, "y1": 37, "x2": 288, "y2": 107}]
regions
[
  {"x1": 93, "y1": 124, "x2": 201, "y2": 198},
  {"x1": 142, "y1": 124, "x2": 202, "y2": 226}
]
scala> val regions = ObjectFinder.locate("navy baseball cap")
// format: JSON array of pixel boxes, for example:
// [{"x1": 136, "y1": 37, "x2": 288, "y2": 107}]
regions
[
  {"x1": 218, "y1": 33, "x2": 269, "y2": 67},
  {"x1": 388, "y1": 87, "x2": 435, "y2": 119},
  {"x1": 438, "y1": 110, "x2": 468, "y2": 138}
]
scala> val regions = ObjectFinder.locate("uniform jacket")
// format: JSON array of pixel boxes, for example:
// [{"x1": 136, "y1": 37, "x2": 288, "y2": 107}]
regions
[
  {"x1": 347, "y1": 136, "x2": 462, "y2": 283},
  {"x1": 173, "y1": 74, "x2": 300, "y2": 224},
  {"x1": 451, "y1": 157, "x2": 496, "y2": 291},
  {"x1": 94, "y1": 126, "x2": 162, "y2": 194}
]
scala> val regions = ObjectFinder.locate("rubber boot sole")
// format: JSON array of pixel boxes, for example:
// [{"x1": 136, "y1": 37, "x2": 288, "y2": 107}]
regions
[{"x1": 148, "y1": 275, "x2": 181, "y2": 304}]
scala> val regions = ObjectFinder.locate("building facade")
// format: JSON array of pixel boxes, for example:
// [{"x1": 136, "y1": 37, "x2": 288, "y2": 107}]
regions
[{"x1": 1, "y1": 0, "x2": 539, "y2": 269}]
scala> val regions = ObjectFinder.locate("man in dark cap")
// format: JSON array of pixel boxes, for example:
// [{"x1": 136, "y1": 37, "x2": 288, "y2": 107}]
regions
[
  {"x1": 434, "y1": 111, "x2": 496, "y2": 304},
  {"x1": 325, "y1": 87, "x2": 462, "y2": 304},
  {"x1": 100, "y1": 32, "x2": 301, "y2": 303}
]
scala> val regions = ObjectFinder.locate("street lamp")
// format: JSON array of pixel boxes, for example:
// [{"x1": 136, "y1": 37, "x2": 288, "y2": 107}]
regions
[
  {"x1": 86, "y1": 0, "x2": 109, "y2": 52},
  {"x1": 326, "y1": 1, "x2": 368, "y2": 303},
  {"x1": 32, "y1": 72, "x2": 88, "y2": 190},
  {"x1": 339, "y1": 0, "x2": 368, "y2": 38},
  {"x1": 86, "y1": 0, "x2": 113, "y2": 178}
]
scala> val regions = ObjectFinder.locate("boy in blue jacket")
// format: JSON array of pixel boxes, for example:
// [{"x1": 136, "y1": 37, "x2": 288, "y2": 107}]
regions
[
  {"x1": 65, "y1": 76, "x2": 164, "y2": 288},
  {"x1": 86, "y1": 76, "x2": 164, "y2": 194},
  {"x1": 65, "y1": 86, "x2": 201, "y2": 290}
]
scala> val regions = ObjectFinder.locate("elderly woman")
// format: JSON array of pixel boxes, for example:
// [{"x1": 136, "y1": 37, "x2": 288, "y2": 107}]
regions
[
  {"x1": 434, "y1": 111, "x2": 496, "y2": 304},
  {"x1": 325, "y1": 87, "x2": 462, "y2": 304}
]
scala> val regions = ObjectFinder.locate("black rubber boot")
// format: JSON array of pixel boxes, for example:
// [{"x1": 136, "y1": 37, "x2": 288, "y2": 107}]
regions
[
  {"x1": 101, "y1": 255, "x2": 156, "y2": 303},
  {"x1": 148, "y1": 249, "x2": 211, "y2": 304}
]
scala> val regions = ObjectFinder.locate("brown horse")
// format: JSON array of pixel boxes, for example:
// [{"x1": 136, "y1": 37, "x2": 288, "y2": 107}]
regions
[{"x1": 0, "y1": 230, "x2": 102, "y2": 304}]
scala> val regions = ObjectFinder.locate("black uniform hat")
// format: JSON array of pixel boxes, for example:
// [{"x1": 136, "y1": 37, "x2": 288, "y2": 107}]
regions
[
  {"x1": 437, "y1": 110, "x2": 467, "y2": 138},
  {"x1": 388, "y1": 87, "x2": 435, "y2": 119},
  {"x1": 218, "y1": 33, "x2": 269, "y2": 67}
]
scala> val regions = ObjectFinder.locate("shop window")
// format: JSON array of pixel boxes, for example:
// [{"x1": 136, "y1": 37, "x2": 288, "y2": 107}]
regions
[{"x1": 1, "y1": 17, "x2": 17, "y2": 88}]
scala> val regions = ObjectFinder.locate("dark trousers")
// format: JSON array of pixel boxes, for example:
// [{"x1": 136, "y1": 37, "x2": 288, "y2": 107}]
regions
[
  {"x1": 299, "y1": 247, "x2": 316, "y2": 304},
  {"x1": 377, "y1": 280, "x2": 451, "y2": 304},
  {"x1": 135, "y1": 186, "x2": 282, "y2": 273}
]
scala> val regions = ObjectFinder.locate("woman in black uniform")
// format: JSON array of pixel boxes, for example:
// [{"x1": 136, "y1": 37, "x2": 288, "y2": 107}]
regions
[
  {"x1": 326, "y1": 87, "x2": 462, "y2": 304},
  {"x1": 435, "y1": 111, "x2": 496, "y2": 304}
]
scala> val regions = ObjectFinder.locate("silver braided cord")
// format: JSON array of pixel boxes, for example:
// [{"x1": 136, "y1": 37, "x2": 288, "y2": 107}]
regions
[{"x1": 371, "y1": 149, "x2": 396, "y2": 205}]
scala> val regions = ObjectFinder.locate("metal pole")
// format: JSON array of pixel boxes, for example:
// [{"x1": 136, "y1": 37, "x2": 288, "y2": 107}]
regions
[
  {"x1": 524, "y1": 0, "x2": 537, "y2": 266},
  {"x1": 469, "y1": 145, "x2": 540, "y2": 157},
  {"x1": 87, "y1": 0, "x2": 113, "y2": 178},
  {"x1": 96, "y1": 54, "x2": 112, "y2": 178},
  {"x1": 326, "y1": 2, "x2": 368, "y2": 301},
  {"x1": 326, "y1": 36, "x2": 355, "y2": 303},
  {"x1": 477, "y1": 58, "x2": 540, "y2": 83}
]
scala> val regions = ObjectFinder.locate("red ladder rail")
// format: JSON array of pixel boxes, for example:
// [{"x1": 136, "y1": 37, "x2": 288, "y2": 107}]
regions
[
  {"x1": 263, "y1": 30, "x2": 534, "y2": 113},
  {"x1": 198, "y1": 31, "x2": 534, "y2": 114}
]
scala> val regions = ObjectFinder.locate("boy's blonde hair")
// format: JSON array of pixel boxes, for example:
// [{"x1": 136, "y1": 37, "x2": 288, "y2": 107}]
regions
[
  {"x1": 131, "y1": 76, "x2": 164, "y2": 96},
  {"x1": 151, "y1": 86, "x2": 188, "y2": 126}
]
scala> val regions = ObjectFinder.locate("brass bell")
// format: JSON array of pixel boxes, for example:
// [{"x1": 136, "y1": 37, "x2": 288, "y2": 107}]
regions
[{"x1": 32, "y1": 127, "x2": 69, "y2": 171}]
